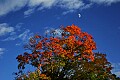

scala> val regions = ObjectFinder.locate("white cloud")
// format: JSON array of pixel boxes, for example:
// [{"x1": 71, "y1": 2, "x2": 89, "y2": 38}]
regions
[
  {"x1": 15, "y1": 23, "x2": 24, "y2": 31},
  {"x1": 28, "y1": 0, "x2": 56, "y2": 8},
  {"x1": 90, "y1": 0, "x2": 120, "y2": 5},
  {"x1": 18, "y1": 29, "x2": 31, "y2": 41},
  {"x1": 3, "y1": 29, "x2": 32, "y2": 41},
  {"x1": 0, "y1": 23, "x2": 14, "y2": 36},
  {"x1": 0, "y1": 0, "x2": 120, "y2": 17},
  {"x1": 0, "y1": 23, "x2": 32, "y2": 42},
  {"x1": 24, "y1": 8, "x2": 35, "y2": 17},
  {"x1": 114, "y1": 72, "x2": 120, "y2": 77},
  {"x1": 0, "y1": 0, "x2": 87, "y2": 16},
  {"x1": 0, "y1": 0, "x2": 28, "y2": 16},
  {"x1": 15, "y1": 43, "x2": 21, "y2": 46},
  {"x1": 58, "y1": 0, "x2": 85, "y2": 15},
  {"x1": 0, "y1": 48, "x2": 5, "y2": 55},
  {"x1": 57, "y1": 0, "x2": 84, "y2": 10},
  {"x1": 62, "y1": 10, "x2": 75, "y2": 15},
  {"x1": 81, "y1": 3, "x2": 93, "y2": 10},
  {"x1": 3, "y1": 35, "x2": 18, "y2": 41},
  {"x1": 1, "y1": 23, "x2": 33, "y2": 46},
  {"x1": 112, "y1": 63, "x2": 120, "y2": 77}
]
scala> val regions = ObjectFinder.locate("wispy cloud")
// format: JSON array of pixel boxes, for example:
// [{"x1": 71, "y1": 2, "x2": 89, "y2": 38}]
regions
[
  {"x1": 0, "y1": 0, "x2": 120, "y2": 17},
  {"x1": 3, "y1": 29, "x2": 32, "y2": 42},
  {"x1": 15, "y1": 23, "x2": 23, "y2": 31},
  {"x1": 114, "y1": 72, "x2": 120, "y2": 77},
  {"x1": 62, "y1": 10, "x2": 75, "y2": 15},
  {"x1": 24, "y1": 8, "x2": 35, "y2": 17},
  {"x1": 57, "y1": 0, "x2": 84, "y2": 10},
  {"x1": 0, "y1": 23, "x2": 14, "y2": 36},
  {"x1": 112, "y1": 63, "x2": 120, "y2": 77},
  {"x1": 0, "y1": 0, "x2": 28, "y2": 16},
  {"x1": 28, "y1": 0, "x2": 56, "y2": 8},
  {"x1": 89, "y1": 0, "x2": 120, "y2": 5},
  {"x1": 28, "y1": 0, "x2": 85, "y2": 15},
  {"x1": 0, "y1": 48, "x2": 5, "y2": 55},
  {"x1": 1, "y1": 23, "x2": 33, "y2": 46},
  {"x1": 18, "y1": 29, "x2": 32, "y2": 41},
  {"x1": 81, "y1": 3, "x2": 93, "y2": 10}
]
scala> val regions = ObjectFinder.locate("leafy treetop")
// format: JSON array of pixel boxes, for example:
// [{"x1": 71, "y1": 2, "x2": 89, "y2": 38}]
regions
[{"x1": 15, "y1": 25, "x2": 116, "y2": 80}]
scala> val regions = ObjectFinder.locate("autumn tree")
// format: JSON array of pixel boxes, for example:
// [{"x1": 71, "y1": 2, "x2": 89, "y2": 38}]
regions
[
  {"x1": 15, "y1": 25, "x2": 115, "y2": 80},
  {"x1": 72, "y1": 52, "x2": 115, "y2": 80}
]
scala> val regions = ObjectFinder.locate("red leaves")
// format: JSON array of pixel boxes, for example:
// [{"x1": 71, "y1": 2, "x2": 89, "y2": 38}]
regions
[
  {"x1": 16, "y1": 24, "x2": 97, "y2": 69},
  {"x1": 16, "y1": 55, "x2": 23, "y2": 62},
  {"x1": 35, "y1": 35, "x2": 41, "y2": 39},
  {"x1": 35, "y1": 41, "x2": 42, "y2": 50},
  {"x1": 63, "y1": 24, "x2": 81, "y2": 35},
  {"x1": 16, "y1": 24, "x2": 115, "y2": 80}
]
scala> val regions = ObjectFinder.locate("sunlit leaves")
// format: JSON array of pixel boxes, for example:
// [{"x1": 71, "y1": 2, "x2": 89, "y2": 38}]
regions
[{"x1": 15, "y1": 24, "x2": 115, "y2": 80}]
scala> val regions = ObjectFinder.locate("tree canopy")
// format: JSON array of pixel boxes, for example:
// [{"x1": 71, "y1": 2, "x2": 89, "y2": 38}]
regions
[{"x1": 15, "y1": 25, "x2": 118, "y2": 80}]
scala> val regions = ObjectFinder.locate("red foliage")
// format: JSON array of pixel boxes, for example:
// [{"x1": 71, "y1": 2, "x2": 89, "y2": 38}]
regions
[{"x1": 16, "y1": 24, "x2": 96, "y2": 70}]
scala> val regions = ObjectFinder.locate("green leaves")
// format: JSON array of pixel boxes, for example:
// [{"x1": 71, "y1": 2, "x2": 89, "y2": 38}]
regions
[{"x1": 15, "y1": 25, "x2": 116, "y2": 80}]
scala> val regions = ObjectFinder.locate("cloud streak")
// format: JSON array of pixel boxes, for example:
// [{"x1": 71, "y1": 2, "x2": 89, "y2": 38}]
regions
[
  {"x1": 0, "y1": 0, "x2": 28, "y2": 16},
  {"x1": 0, "y1": 23, "x2": 14, "y2": 36},
  {"x1": 24, "y1": 8, "x2": 35, "y2": 17},
  {"x1": 90, "y1": 0, "x2": 120, "y2": 5},
  {"x1": 3, "y1": 29, "x2": 32, "y2": 42},
  {"x1": 0, "y1": 0, "x2": 120, "y2": 17},
  {"x1": 1, "y1": 23, "x2": 33, "y2": 46},
  {"x1": 28, "y1": 0, "x2": 56, "y2": 8},
  {"x1": 0, "y1": 48, "x2": 5, "y2": 55}
]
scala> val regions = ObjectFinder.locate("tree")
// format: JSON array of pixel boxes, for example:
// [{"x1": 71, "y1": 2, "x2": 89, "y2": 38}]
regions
[
  {"x1": 71, "y1": 52, "x2": 114, "y2": 80},
  {"x1": 15, "y1": 24, "x2": 115, "y2": 80}
]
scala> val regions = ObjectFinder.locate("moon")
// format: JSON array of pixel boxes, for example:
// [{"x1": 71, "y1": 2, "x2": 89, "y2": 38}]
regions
[{"x1": 78, "y1": 14, "x2": 81, "y2": 18}]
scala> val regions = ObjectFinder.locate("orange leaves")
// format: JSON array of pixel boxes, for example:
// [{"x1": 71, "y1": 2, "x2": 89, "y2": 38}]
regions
[
  {"x1": 68, "y1": 35, "x2": 75, "y2": 39},
  {"x1": 40, "y1": 74, "x2": 46, "y2": 77},
  {"x1": 50, "y1": 37, "x2": 60, "y2": 43},
  {"x1": 16, "y1": 52, "x2": 30, "y2": 63},
  {"x1": 49, "y1": 24, "x2": 96, "y2": 61},
  {"x1": 15, "y1": 24, "x2": 116, "y2": 80},
  {"x1": 16, "y1": 55, "x2": 23, "y2": 62},
  {"x1": 19, "y1": 24, "x2": 96, "y2": 66},
  {"x1": 75, "y1": 40, "x2": 82, "y2": 46},
  {"x1": 64, "y1": 24, "x2": 81, "y2": 35},
  {"x1": 34, "y1": 35, "x2": 41, "y2": 39},
  {"x1": 16, "y1": 24, "x2": 97, "y2": 70},
  {"x1": 89, "y1": 55, "x2": 94, "y2": 61},
  {"x1": 35, "y1": 41, "x2": 42, "y2": 50}
]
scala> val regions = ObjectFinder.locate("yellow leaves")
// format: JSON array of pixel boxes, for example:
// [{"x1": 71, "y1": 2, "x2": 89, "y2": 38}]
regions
[
  {"x1": 60, "y1": 61, "x2": 65, "y2": 66},
  {"x1": 24, "y1": 70, "x2": 51, "y2": 80},
  {"x1": 40, "y1": 74, "x2": 46, "y2": 77},
  {"x1": 61, "y1": 54, "x2": 65, "y2": 58}
]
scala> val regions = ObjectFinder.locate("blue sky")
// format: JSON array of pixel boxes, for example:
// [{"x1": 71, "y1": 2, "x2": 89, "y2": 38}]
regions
[{"x1": 0, "y1": 0, "x2": 120, "y2": 79}]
